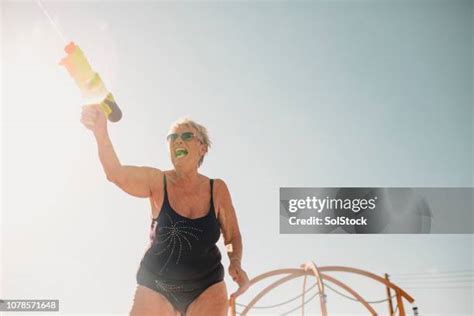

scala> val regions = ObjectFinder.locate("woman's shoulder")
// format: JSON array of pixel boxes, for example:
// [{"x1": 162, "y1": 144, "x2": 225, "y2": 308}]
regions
[
  {"x1": 212, "y1": 178, "x2": 231, "y2": 198},
  {"x1": 200, "y1": 175, "x2": 227, "y2": 187},
  {"x1": 149, "y1": 168, "x2": 165, "y2": 187}
]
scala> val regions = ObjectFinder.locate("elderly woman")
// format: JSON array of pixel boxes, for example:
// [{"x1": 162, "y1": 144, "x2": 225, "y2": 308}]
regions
[{"x1": 81, "y1": 105, "x2": 249, "y2": 316}]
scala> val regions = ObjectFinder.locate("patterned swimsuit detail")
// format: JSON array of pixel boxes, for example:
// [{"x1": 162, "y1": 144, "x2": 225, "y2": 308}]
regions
[{"x1": 136, "y1": 174, "x2": 224, "y2": 315}]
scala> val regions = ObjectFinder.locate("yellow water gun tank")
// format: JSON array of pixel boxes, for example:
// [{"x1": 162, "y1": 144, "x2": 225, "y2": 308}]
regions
[{"x1": 60, "y1": 42, "x2": 122, "y2": 122}]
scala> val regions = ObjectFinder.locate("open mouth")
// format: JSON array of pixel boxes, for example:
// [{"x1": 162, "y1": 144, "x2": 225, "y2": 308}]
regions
[{"x1": 175, "y1": 147, "x2": 188, "y2": 158}]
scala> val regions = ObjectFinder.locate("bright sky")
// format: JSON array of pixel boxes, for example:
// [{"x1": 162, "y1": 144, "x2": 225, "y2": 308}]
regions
[{"x1": 2, "y1": 0, "x2": 473, "y2": 315}]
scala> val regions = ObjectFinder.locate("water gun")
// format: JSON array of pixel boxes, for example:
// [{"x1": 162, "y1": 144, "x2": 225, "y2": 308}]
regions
[{"x1": 59, "y1": 42, "x2": 122, "y2": 122}]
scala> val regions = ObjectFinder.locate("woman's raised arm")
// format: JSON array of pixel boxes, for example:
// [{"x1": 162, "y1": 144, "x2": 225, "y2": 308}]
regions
[{"x1": 81, "y1": 104, "x2": 161, "y2": 198}]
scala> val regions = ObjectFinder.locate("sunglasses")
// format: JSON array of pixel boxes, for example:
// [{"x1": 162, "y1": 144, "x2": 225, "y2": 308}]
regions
[{"x1": 166, "y1": 132, "x2": 197, "y2": 142}]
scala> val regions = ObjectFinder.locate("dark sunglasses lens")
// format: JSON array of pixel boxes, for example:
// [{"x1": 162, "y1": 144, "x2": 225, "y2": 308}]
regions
[
  {"x1": 167, "y1": 134, "x2": 178, "y2": 142},
  {"x1": 182, "y1": 132, "x2": 194, "y2": 141}
]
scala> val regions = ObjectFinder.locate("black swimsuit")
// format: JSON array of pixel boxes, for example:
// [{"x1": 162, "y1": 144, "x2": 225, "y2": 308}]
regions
[{"x1": 136, "y1": 174, "x2": 224, "y2": 315}]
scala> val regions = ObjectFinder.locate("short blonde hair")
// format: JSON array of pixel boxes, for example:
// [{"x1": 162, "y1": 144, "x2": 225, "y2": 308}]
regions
[{"x1": 169, "y1": 117, "x2": 212, "y2": 167}]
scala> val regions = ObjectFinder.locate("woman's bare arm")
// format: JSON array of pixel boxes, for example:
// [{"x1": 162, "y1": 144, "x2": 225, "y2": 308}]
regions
[
  {"x1": 82, "y1": 104, "x2": 161, "y2": 198},
  {"x1": 94, "y1": 130, "x2": 161, "y2": 197},
  {"x1": 215, "y1": 178, "x2": 249, "y2": 298},
  {"x1": 214, "y1": 179, "x2": 243, "y2": 264}
]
